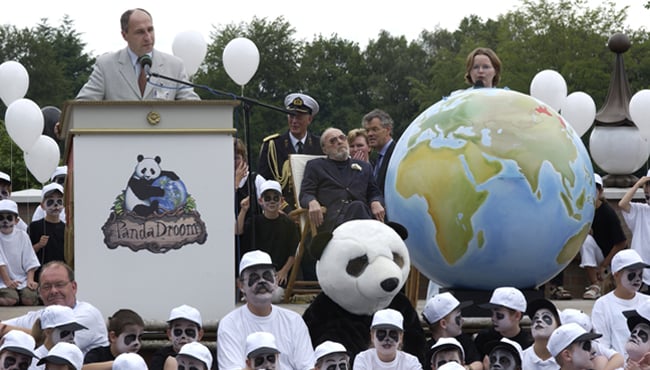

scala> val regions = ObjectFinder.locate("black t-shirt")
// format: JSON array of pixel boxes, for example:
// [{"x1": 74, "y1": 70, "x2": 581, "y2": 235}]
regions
[
  {"x1": 28, "y1": 219, "x2": 65, "y2": 266},
  {"x1": 592, "y1": 201, "x2": 627, "y2": 257},
  {"x1": 241, "y1": 213, "x2": 300, "y2": 270},
  {"x1": 84, "y1": 346, "x2": 114, "y2": 364},
  {"x1": 150, "y1": 345, "x2": 176, "y2": 370},
  {"x1": 474, "y1": 327, "x2": 533, "y2": 358}
]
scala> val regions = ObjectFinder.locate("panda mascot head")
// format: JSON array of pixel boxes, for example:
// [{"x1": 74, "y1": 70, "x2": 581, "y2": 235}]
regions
[{"x1": 310, "y1": 219, "x2": 410, "y2": 316}]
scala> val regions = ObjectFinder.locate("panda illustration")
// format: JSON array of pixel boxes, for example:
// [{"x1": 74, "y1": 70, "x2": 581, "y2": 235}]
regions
[
  {"x1": 302, "y1": 219, "x2": 426, "y2": 365},
  {"x1": 124, "y1": 154, "x2": 179, "y2": 217}
]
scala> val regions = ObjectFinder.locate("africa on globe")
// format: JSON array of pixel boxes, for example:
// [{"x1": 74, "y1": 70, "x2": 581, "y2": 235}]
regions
[{"x1": 385, "y1": 88, "x2": 595, "y2": 290}]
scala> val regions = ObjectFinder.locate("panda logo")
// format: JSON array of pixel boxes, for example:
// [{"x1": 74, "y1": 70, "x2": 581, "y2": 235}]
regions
[{"x1": 124, "y1": 154, "x2": 179, "y2": 217}]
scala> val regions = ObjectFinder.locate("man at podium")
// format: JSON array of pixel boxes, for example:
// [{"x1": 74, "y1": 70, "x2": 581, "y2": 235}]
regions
[{"x1": 75, "y1": 8, "x2": 199, "y2": 101}]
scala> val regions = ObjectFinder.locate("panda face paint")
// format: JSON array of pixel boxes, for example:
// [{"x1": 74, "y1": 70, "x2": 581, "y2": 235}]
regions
[
  {"x1": 622, "y1": 268, "x2": 644, "y2": 292},
  {"x1": 569, "y1": 341, "x2": 595, "y2": 370},
  {"x1": 177, "y1": 354, "x2": 207, "y2": 370},
  {"x1": 626, "y1": 323, "x2": 650, "y2": 361},
  {"x1": 531, "y1": 308, "x2": 557, "y2": 339},
  {"x1": 491, "y1": 307, "x2": 517, "y2": 335},
  {"x1": 114, "y1": 325, "x2": 144, "y2": 354},
  {"x1": 240, "y1": 267, "x2": 277, "y2": 305},
  {"x1": 0, "y1": 213, "x2": 16, "y2": 235},
  {"x1": 445, "y1": 309, "x2": 463, "y2": 337},
  {"x1": 319, "y1": 353, "x2": 349, "y2": 370},
  {"x1": 489, "y1": 348, "x2": 517, "y2": 370},
  {"x1": 170, "y1": 320, "x2": 200, "y2": 353},
  {"x1": 52, "y1": 327, "x2": 75, "y2": 344},
  {"x1": 250, "y1": 353, "x2": 277, "y2": 370},
  {"x1": 0, "y1": 184, "x2": 9, "y2": 200},
  {"x1": 43, "y1": 195, "x2": 63, "y2": 217},
  {"x1": 372, "y1": 327, "x2": 401, "y2": 360},
  {"x1": 0, "y1": 351, "x2": 31, "y2": 370}
]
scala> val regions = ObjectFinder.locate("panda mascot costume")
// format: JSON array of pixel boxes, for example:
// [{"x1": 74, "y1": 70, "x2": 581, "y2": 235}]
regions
[{"x1": 302, "y1": 219, "x2": 426, "y2": 365}]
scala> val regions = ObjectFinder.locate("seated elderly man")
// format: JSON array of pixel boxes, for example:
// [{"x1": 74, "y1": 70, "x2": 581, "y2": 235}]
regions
[{"x1": 300, "y1": 127, "x2": 385, "y2": 234}]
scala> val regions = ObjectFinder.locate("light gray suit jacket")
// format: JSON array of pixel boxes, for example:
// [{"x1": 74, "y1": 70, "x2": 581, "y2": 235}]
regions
[{"x1": 75, "y1": 48, "x2": 200, "y2": 101}]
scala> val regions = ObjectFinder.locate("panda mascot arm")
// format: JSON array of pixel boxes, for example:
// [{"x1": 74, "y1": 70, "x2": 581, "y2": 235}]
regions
[{"x1": 302, "y1": 220, "x2": 426, "y2": 366}]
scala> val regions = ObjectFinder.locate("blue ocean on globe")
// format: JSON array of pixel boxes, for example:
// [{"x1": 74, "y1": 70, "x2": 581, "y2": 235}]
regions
[
  {"x1": 151, "y1": 176, "x2": 188, "y2": 213},
  {"x1": 385, "y1": 88, "x2": 596, "y2": 290}
]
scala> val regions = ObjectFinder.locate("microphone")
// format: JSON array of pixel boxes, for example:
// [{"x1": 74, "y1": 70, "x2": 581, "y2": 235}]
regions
[
  {"x1": 473, "y1": 79, "x2": 484, "y2": 89},
  {"x1": 137, "y1": 54, "x2": 152, "y2": 77}
]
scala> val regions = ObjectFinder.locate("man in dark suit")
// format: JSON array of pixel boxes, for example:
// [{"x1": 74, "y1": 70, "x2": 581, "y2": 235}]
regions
[
  {"x1": 362, "y1": 109, "x2": 396, "y2": 196},
  {"x1": 258, "y1": 93, "x2": 323, "y2": 212},
  {"x1": 300, "y1": 127, "x2": 385, "y2": 234},
  {"x1": 76, "y1": 8, "x2": 199, "y2": 101}
]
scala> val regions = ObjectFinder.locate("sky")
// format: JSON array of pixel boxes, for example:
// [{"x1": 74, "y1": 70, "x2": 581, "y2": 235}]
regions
[{"x1": 1, "y1": 0, "x2": 648, "y2": 57}]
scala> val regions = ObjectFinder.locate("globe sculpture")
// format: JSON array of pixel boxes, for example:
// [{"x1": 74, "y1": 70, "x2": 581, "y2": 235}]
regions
[
  {"x1": 385, "y1": 88, "x2": 595, "y2": 290},
  {"x1": 151, "y1": 176, "x2": 188, "y2": 213}
]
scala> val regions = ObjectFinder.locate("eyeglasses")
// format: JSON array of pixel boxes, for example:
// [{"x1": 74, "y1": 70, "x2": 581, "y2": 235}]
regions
[
  {"x1": 0, "y1": 214, "x2": 14, "y2": 222},
  {"x1": 40, "y1": 281, "x2": 71, "y2": 292},
  {"x1": 45, "y1": 199, "x2": 63, "y2": 207},
  {"x1": 263, "y1": 195, "x2": 280, "y2": 202},
  {"x1": 375, "y1": 329, "x2": 400, "y2": 342},
  {"x1": 253, "y1": 354, "x2": 277, "y2": 367},
  {"x1": 328, "y1": 134, "x2": 347, "y2": 145}
]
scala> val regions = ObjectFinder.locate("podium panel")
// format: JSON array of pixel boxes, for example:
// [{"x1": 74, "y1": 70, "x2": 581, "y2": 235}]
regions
[{"x1": 62, "y1": 101, "x2": 238, "y2": 322}]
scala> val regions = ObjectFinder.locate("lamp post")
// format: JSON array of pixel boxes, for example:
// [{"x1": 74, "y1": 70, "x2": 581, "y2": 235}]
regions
[{"x1": 589, "y1": 33, "x2": 649, "y2": 187}]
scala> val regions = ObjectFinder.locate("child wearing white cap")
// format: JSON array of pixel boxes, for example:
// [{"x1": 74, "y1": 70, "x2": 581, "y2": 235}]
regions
[
  {"x1": 31, "y1": 166, "x2": 68, "y2": 223},
  {"x1": 474, "y1": 287, "x2": 532, "y2": 360},
  {"x1": 30, "y1": 183, "x2": 66, "y2": 276},
  {"x1": 31, "y1": 304, "x2": 88, "y2": 369},
  {"x1": 591, "y1": 249, "x2": 650, "y2": 357},
  {"x1": 429, "y1": 337, "x2": 465, "y2": 370},
  {"x1": 619, "y1": 169, "x2": 650, "y2": 289},
  {"x1": 547, "y1": 323, "x2": 602, "y2": 370},
  {"x1": 176, "y1": 342, "x2": 212, "y2": 370},
  {"x1": 0, "y1": 198, "x2": 40, "y2": 306},
  {"x1": 244, "y1": 332, "x2": 280, "y2": 370},
  {"x1": 150, "y1": 304, "x2": 205, "y2": 370},
  {"x1": 484, "y1": 338, "x2": 523, "y2": 370},
  {"x1": 422, "y1": 292, "x2": 480, "y2": 370},
  {"x1": 37, "y1": 342, "x2": 84, "y2": 370},
  {"x1": 314, "y1": 341, "x2": 349, "y2": 370},
  {"x1": 111, "y1": 353, "x2": 147, "y2": 370},
  {"x1": 353, "y1": 308, "x2": 421, "y2": 369},
  {"x1": 236, "y1": 179, "x2": 299, "y2": 300},
  {"x1": 0, "y1": 172, "x2": 28, "y2": 231},
  {"x1": 1, "y1": 330, "x2": 38, "y2": 370},
  {"x1": 520, "y1": 298, "x2": 560, "y2": 370},
  {"x1": 623, "y1": 304, "x2": 650, "y2": 369}
]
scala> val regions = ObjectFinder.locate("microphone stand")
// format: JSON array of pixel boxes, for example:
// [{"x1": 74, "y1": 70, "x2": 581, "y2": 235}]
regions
[{"x1": 149, "y1": 71, "x2": 290, "y2": 269}]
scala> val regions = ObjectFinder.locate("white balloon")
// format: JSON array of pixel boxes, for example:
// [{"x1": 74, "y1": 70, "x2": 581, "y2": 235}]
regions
[
  {"x1": 629, "y1": 89, "x2": 650, "y2": 137},
  {"x1": 530, "y1": 69, "x2": 567, "y2": 111},
  {"x1": 0, "y1": 61, "x2": 29, "y2": 106},
  {"x1": 560, "y1": 91, "x2": 596, "y2": 137},
  {"x1": 5, "y1": 98, "x2": 44, "y2": 151},
  {"x1": 24, "y1": 135, "x2": 60, "y2": 183},
  {"x1": 590, "y1": 126, "x2": 649, "y2": 174},
  {"x1": 223, "y1": 37, "x2": 260, "y2": 86},
  {"x1": 172, "y1": 31, "x2": 207, "y2": 76}
]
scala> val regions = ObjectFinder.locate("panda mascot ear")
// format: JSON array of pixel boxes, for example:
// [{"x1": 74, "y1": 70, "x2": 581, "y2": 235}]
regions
[
  {"x1": 308, "y1": 232, "x2": 333, "y2": 260},
  {"x1": 386, "y1": 221, "x2": 408, "y2": 240},
  {"x1": 137, "y1": 154, "x2": 144, "y2": 162}
]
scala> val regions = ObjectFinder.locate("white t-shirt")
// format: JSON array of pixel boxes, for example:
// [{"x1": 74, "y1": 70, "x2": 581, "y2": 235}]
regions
[
  {"x1": 591, "y1": 291, "x2": 650, "y2": 356},
  {"x1": 217, "y1": 304, "x2": 314, "y2": 370},
  {"x1": 353, "y1": 349, "x2": 422, "y2": 370},
  {"x1": 522, "y1": 346, "x2": 559, "y2": 370},
  {"x1": 4, "y1": 300, "x2": 109, "y2": 355},
  {"x1": 0, "y1": 228, "x2": 40, "y2": 288},
  {"x1": 621, "y1": 202, "x2": 650, "y2": 285}
]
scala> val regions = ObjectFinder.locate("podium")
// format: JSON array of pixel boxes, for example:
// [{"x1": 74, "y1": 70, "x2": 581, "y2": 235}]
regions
[{"x1": 61, "y1": 100, "x2": 238, "y2": 322}]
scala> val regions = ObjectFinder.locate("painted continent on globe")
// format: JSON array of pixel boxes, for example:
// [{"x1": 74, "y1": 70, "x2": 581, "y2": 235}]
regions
[{"x1": 385, "y1": 88, "x2": 595, "y2": 289}]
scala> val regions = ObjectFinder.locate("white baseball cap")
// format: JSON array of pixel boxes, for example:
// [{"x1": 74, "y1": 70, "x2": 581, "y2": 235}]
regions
[
  {"x1": 314, "y1": 341, "x2": 347, "y2": 362},
  {"x1": 423, "y1": 292, "x2": 472, "y2": 323},
  {"x1": 484, "y1": 338, "x2": 523, "y2": 364},
  {"x1": 112, "y1": 353, "x2": 147, "y2": 370},
  {"x1": 42, "y1": 183, "x2": 64, "y2": 201},
  {"x1": 177, "y1": 342, "x2": 212, "y2": 369},
  {"x1": 0, "y1": 199, "x2": 18, "y2": 215},
  {"x1": 430, "y1": 337, "x2": 465, "y2": 360},
  {"x1": 37, "y1": 342, "x2": 83, "y2": 370},
  {"x1": 479, "y1": 287, "x2": 526, "y2": 312},
  {"x1": 50, "y1": 166, "x2": 67, "y2": 181},
  {"x1": 40, "y1": 305, "x2": 87, "y2": 331},
  {"x1": 547, "y1": 323, "x2": 602, "y2": 357},
  {"x1": 371, "y1": 308, "x2": 404, "y2": 330},
  {"x1": 594, "y1": 173, "x2": 603, "y2": 187},
  {"x1": 611, "y1": 249, "x2": 650, "y2": 274},
  {"x1": 258, "y1": 180, "x2": 282, "y2": 196},
  {"x1": 0, "y1": 171, "x2": 10, "y2": 184},
  {"x1": 0, "y1": 330, "x2": 37, "y2": 358},
  {"x1": 167, "y1": 304, "x2": 202, "y2": 327},
  {"x1": 239, "y1": 250, "x2": 274, "y2": 275},
  {"x1": 438, "y1": 362, "x2": 466, "y2": 370},
  {"x1": 559, "y1": 308, "x2": 592, "y2": 332},
  {"x1": 245, "y1": 332, "x2": 280, "y2": 358},
  {"x1": 624, "y1": 303, "x2": 650, "y2": 332}
]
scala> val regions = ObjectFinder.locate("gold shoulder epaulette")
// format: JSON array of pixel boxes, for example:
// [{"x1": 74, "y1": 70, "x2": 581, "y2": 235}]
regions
[{"x1": 263, "y1": 133, "x2": 280, "y2": 142}]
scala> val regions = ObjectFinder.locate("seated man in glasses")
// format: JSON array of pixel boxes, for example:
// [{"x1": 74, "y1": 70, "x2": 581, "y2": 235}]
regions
[
  {"x1": 0, "y1": 199, "x2": 40, "y2": 306},
  {"x1": 236, "y1": 180, "x2": 299, "y2": 300},
  {"x1": 244, "y1": 332, "x2": 281, "y2": 370},
  {"x1": 218, "y1": 250, "x2": 314, "y2": 370},
  {"x1": 29, "y1": 183, "x2": 66, "y2": 280}
]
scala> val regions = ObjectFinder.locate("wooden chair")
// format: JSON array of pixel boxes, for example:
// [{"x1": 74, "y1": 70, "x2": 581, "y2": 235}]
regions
[{"x1": 283, "y1": 154, "x2": 326, "y2": 303}]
